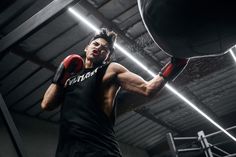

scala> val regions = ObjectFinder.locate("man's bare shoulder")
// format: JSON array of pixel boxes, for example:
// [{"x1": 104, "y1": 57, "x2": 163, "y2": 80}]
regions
[
  {"x1": 102, "y1": 62, "x2": 125, "y2": 83},
  {"x1": 103, "y1": 62, "x2": 128, "y2": 81},
  {"x1": 108, "y1": 62, "x2": 128, "y2": 73}
]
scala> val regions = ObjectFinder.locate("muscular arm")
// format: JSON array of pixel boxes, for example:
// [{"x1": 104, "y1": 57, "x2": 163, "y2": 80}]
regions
[
  {"x1": 111, "y1": 63, "x2": 166, "y2": 97},
  {"x1": 41, "y1": 54, "x2": 84, "y2": 111},
  {"x1": 41, "y1": 84, "x2": 64, "y2": 111}
]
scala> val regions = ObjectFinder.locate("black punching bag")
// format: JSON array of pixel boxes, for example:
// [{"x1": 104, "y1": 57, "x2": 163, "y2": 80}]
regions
[{"x1": 138, "y1": 0, "x2": 236, "y2": 58}]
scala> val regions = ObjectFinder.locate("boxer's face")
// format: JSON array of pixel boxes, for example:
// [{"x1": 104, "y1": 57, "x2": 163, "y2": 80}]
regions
[{"x1": 85, "y1": 38, "x2": 111, "y2": 64}]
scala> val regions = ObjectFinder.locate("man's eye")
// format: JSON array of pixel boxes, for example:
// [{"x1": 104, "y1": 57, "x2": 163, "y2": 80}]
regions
[
  {"x1": 102, "y1": 49, "x2": 107, "y2": 53},
  {"x1": 93, "y1": 42, "x2": 99, "y2": 46}
]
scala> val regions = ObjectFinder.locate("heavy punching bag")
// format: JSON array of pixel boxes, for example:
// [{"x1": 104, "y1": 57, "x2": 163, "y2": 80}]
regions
[{"x1": 138, "y1": 0, "x2": 236, "y2": 58}]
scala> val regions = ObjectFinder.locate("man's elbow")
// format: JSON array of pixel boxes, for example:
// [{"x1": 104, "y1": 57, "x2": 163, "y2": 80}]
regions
[
  {"x1": 41, "y1": 100, "x2": 49, "y2": 110},
  {"x1": 41, "y1": 100, "x2": 56, "y2": 111},
  {"x1": 144, "y1": 89, "x2": 155, "y2": 98}
]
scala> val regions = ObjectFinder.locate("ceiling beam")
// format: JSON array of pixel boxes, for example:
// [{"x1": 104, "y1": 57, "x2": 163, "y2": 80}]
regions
[
  {"x1": 135, "y1": 106, "x2": 183, "y2": 135},
  {"x1": 182, "y1": 87, "x2": 219, "y2": 121},
  {"x1": 0, "y1": 0, "x2": 81, "y2": 58},
  {"x1": 12, "y1": 47, "x2": 56, "y2": 71}
]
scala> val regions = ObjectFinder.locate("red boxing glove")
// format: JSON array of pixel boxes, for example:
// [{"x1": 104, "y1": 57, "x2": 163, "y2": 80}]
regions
[
  {"x1": 52, "y1": 54, "x2": 84, "y2": 86},
  {"x1": 160, "y1": 57, "x2": 189, "y2": 81}
]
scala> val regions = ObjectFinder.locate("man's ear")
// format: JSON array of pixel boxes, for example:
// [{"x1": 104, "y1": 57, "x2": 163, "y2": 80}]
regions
[
  {"x1": 104, "y1": 52, "x2": 111, "y2": 63},
  {"x1": 84, "y1": 45, "x2": 88, "y2": 52}
]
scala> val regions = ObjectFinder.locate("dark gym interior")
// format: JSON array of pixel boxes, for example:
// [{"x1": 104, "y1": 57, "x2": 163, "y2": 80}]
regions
[{"x1": 0, "y1": 0, "x2": 236, "y2": 157}]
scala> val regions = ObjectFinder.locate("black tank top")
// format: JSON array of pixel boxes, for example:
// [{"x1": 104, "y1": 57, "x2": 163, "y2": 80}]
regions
[{"x1": 60, "y1": 63, "x2": 121, "y2": 156}]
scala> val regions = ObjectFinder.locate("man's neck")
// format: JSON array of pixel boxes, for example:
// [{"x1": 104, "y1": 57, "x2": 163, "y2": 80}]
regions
[
  {"x1": 85, "y1": 58, "x2": 105, "y2": 69},
  {"x1": 85, "y1": 59, "x2": 93, "y2": 69}
]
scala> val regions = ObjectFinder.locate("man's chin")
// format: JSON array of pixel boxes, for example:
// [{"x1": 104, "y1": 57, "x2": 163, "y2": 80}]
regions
[{"x1": 87, "y1": 56, "x2": 104, "y2": 65}]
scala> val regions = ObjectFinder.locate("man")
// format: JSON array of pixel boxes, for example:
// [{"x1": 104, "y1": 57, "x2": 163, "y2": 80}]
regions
[{"x1": 41, "y1": 28, "x2": 188, "y2": 157}]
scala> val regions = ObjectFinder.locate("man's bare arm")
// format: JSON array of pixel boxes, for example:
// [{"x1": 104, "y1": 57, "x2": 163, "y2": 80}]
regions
[
  {"x1": 41, "y1": 54, "x2": 84, "y2": 111},
  {"x1": 41, "y1": 84, "x2": 64, "y2": 111},
  {"x1": 111, "y1": 63, "x2": 166, "y2": 97},
  {"x1": 111, "y1": 57, "x2": 188, "y2": 96}
]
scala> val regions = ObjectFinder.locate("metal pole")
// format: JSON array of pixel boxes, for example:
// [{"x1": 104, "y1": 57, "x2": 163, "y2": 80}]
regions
[
  {"x1": 198, "y1": 131, "x2": 213, "y2": 157},
  {"x1": 213, "y1": 140, "x2": 234, "y2": 147},
  {"x1": 212, "y1": 152, "x2": 222, "y2": 157},
  {"x1": 209, "y1": 143, "x2": 229, "y2": 155},
  {"x1": 167, "y1": 133, "x2": 178, "y2": 157},
  {"x1": 174, "y1": 136, "x2": 198, "y2": 140},
  {"x1": 223, "y1": 153, "x2": 236, "y2": 157},
  {"x1": 178, "y1": 148, "x2": 202, "y2": 153},
  {"x1": 205, "y1": 126, "x2": 236, "y2": 138},
  {"x1": 0, "y1": 94, "x2": 28, "y2": 157}
]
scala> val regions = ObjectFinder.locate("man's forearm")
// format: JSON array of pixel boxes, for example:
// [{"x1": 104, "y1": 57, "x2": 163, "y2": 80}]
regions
[
  {"x1": 145, "y1": 74, "x2": 166, "y2": 97},
  {"x1": 41, "y1": 84, "x2": 64, "y2": 110}
]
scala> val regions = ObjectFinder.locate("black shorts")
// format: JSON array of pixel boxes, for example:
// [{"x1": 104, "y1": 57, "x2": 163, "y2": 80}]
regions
[{"x1": 55, "y1": 137, "x2": 121, "y2": 157}]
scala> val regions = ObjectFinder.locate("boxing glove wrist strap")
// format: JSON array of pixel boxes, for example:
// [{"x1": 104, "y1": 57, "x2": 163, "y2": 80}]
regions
[
  {"x1": 52, "y1": 63, "x2": 66, "y2": 86},
  {"x1": 160, "y1": 58, "x2": 188, "y2": 81}
]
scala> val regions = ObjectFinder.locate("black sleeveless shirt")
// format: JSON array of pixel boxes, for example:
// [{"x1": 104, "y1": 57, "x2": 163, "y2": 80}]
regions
[{"x1": 59, "y1": 63, "x2": 121, "y2": 156}]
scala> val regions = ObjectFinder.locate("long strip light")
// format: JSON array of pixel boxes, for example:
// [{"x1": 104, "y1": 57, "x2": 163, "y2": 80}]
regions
[
  {"x1": 229, "y1": 49, "x2": 236, "y2": 63},
  {"x1": 68, "y1": 7, "x2": 236, "y2": 142}
]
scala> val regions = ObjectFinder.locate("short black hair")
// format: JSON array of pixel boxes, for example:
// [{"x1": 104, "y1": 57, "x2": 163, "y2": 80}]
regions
[{"x1": 90, "y1": 28, "x2": 117, "y2": 53}]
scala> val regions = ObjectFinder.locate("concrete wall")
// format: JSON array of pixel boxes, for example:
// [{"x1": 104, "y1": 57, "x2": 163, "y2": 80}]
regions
[
  {"x1": 0, "y1": 112, "x2": 58, "y2": 157},
  {"x1": 0, "y1": 112, "x2": 149, "y2": 157}
]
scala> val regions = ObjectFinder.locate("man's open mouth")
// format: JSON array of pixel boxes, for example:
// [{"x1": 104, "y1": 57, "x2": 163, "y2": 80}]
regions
[{"x1": 92, "y1": 50, "x2": 99, "y2": 56}]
